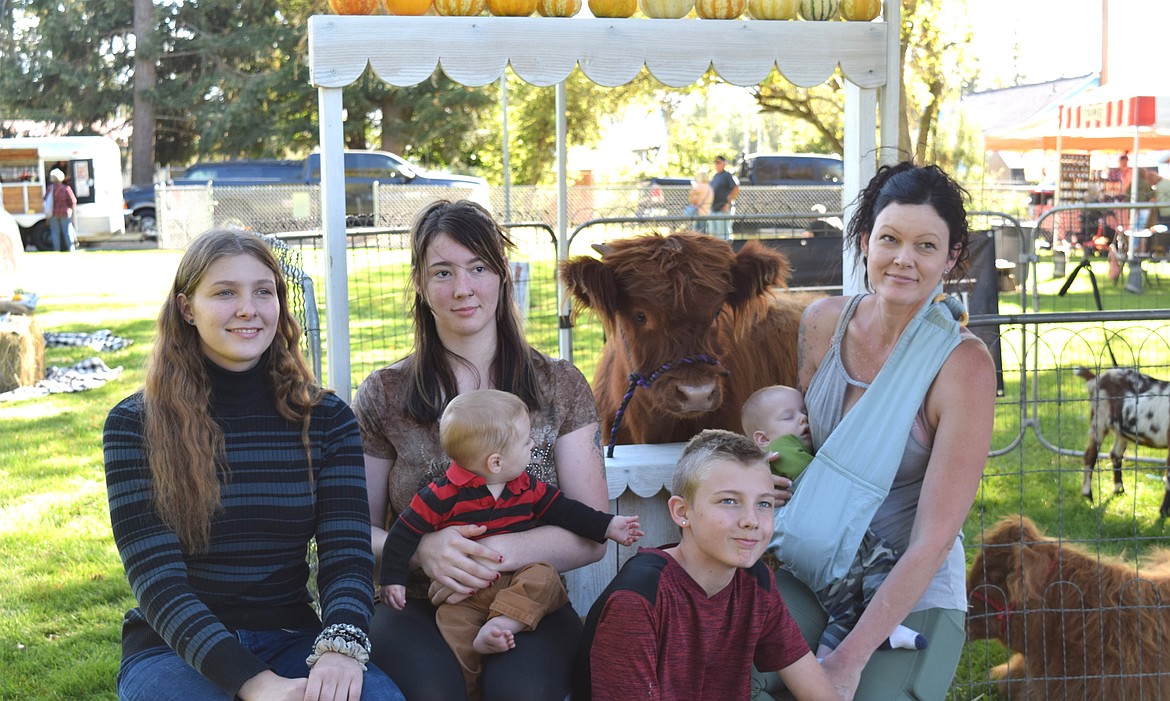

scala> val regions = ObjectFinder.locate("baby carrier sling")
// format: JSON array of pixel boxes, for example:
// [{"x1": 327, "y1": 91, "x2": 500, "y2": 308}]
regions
[{"x1": 770, "y1": 292, "x2": 966, "y2": 592}]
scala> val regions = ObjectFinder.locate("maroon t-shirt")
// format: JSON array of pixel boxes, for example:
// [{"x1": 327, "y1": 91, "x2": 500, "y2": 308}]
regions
[{"x1": 577, "y1": 547, "x2": 810, "y2": 701}]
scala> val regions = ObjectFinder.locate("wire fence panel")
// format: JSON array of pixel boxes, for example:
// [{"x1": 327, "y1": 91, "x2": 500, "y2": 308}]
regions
[{"x1": 957, "y1": 316, "x2": 1170, "y2": 701}]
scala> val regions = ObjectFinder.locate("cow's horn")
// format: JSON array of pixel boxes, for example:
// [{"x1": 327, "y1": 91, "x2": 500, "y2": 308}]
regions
[{"x1": 591, "y1": 242, "x2": 614, "y2": 256}]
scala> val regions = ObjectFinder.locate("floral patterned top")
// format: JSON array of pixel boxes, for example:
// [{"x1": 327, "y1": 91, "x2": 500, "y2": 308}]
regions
[{"x1": 353, "y1": 353, "x2": 600, "y2": 535}]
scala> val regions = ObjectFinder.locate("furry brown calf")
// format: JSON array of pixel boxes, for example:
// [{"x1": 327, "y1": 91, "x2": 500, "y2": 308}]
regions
[
  {"x1": 967, "y1": 516, "x2": 1170, "y2": 700},
  {"x1": 560, "y1": 233, "x2": 815, "y2": 447},
  {"x1": 1075, "y1": 366, "x2": 1170, "y2": 518}
]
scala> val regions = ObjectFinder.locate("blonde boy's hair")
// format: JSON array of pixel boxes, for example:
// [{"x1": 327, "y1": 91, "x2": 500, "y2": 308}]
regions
[
  {"x1": 672, "y1": 429, "x2": 766, "y2": 502},
  {"x1": 740, "y1": 384, "x2": 799, "y2": 437},
  {"x1": 440, "y1": 389, "x2": 528, "y2": 468}
]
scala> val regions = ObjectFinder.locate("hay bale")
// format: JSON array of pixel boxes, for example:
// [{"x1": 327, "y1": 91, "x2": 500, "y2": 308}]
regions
[{"x1": 0, "y1": 314, "x2": 44, "y2": 392}]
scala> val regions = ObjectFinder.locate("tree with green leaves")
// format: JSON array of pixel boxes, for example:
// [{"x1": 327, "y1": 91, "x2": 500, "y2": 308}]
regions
[
  {"x1": 0, "y1": 0, "x2": 134, "y2": 133},
  {"x1": 457, "y1": 70, "x2": 665, "y2": 186},
  {"x1": 0, "y1": 1, "x2": 504, "y2": 179},
  {"x1": 751, "y1": 0, "x2": 977, "y2": 171}
]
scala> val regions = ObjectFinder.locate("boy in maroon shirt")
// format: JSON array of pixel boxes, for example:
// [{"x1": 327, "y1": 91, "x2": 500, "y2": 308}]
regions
[{"x1": 575, "y1": 429, "x2": 840, "y2": 701}]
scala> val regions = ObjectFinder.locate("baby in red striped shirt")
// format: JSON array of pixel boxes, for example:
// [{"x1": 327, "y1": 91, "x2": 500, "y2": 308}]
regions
[{"x1": 379, "y1": 389, "x2": 641, "y2": 701}]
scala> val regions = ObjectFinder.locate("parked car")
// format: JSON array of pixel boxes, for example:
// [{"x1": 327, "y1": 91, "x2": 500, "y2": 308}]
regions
[
  {"x1": 737, "y1": 153, "x2": 844, "y2": 186},
  {"x1": 181, "y1": 159, "x2": 304, "y2": 183},
  {"x1": 123, "y1": 185, "x2": 159, "y2": 238},
  {"x1": 123, "y1": 150, "x2": 488, "y2": 234},
  {"x1": 636, "y1": 176, "x2": 692, "y2": 218}
]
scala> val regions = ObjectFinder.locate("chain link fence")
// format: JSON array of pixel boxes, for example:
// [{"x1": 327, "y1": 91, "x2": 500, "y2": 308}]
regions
[
  {"x1": 158, "y1": 182, "x2": 488, "y2": 249},
  {"x1": 157, "y1": 180, "x2": 1039, "y2": 245}
]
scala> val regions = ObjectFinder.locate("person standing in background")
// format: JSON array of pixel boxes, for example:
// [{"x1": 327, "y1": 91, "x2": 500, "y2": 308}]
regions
[
  {"x1": 1148, "y1": 170, "x2": 1170, "y2": 228},
  {"x1": 709, "y1": 155, "x2": 740, "y2": 239},
  {"x1": 46, "y1": 169, "x2": 77, "y2": 252},
  {"x1": 687, "y1": 169, "x2": 714, "y2": 233}
]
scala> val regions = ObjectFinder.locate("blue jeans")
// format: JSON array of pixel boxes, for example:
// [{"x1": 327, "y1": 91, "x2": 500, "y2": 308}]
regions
[
  {"x1": 709, "y1": 212, "x2": 733, "y2": 239},
  {"x1": 48, "y1": 216, "x2": 75, "y2": 251},
  {"x1": 117, "y1": 627, "x2": 405, "y2": 701}
]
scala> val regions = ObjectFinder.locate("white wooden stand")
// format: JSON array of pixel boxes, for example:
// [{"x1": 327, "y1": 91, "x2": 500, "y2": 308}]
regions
[
  {"x1": 563, "y1": 442, "x2": 684, "y2": 612},
  {"x1": 305, "y1": 11, "x2": 901, "y2": 610},
  {"x1": 306, "y1": 13, "x2": 897, "y2": 398}
]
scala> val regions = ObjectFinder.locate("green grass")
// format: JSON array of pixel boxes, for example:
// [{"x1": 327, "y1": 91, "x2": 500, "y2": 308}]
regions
[
  {"x1": 3, "y1": 246, "x2": 1170, "y2": 699},
  {"x1": 1, "y1": 249, "x2": 182, "y2": 700}
]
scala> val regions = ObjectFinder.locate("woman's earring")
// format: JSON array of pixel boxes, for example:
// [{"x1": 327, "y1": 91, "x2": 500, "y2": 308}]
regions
[
  {"x1": 680, "y1": 519, "x2": 688, "y2": 526},
  {"x1": 186, "y1": 318, "x2": 195, "y2": 325}
]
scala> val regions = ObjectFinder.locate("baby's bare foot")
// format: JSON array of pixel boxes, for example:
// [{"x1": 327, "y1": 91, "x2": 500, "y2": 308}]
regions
[{"x1": 473, "y1": 621, "x2": 517, "y2": 655}]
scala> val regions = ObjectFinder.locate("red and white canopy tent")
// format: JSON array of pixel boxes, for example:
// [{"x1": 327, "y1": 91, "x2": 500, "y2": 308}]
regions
[
  {"x1": 986, "y1": 90, "x2": 1170, "y2": 152},
  {"x1": 985, "y1": 85, "x2": 1170, "y2": 198}
]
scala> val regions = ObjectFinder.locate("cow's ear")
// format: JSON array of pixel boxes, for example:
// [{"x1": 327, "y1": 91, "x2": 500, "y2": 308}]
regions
[
  {"x1": 728, "y1": 240, "x2": 791, "y2": 307},
  {"x1": 559, "y1": 256, "x2": 619, "y2": 315},
  {"x1": 1020, "y1": 544, "x2": 1053, "y2": 603},
  {"x1": 1005, "y1": 543, "x2": 1051, "y2": 606}
]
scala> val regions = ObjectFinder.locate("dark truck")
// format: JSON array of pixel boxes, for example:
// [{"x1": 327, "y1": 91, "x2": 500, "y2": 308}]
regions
[
  {"x1": 733, "y1": 153, "x2": 844, "y2": 236},
  {"x1": 124, "y1": 150, "x2": 488, "y2": 234}
]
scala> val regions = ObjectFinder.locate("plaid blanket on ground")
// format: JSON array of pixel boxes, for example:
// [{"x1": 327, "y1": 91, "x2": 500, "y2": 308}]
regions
[
  {"x1": 0, "y1": 357, "x2": 124, "y2": 402},
  {"x1": 42, "y1": 329, "x2": 134, "y2": 352}
]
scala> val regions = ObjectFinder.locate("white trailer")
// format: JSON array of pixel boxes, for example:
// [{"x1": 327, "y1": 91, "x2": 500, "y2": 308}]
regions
[{"x1": 0, "y1": 135, "x2": 130, "y2": 250}]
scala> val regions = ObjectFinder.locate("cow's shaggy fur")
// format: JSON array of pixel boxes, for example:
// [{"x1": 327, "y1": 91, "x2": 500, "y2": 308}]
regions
[
  {"x1": 559, "y1": 232, "x2": 815, "y2": 445},
  {"x1": 967, "y1": 516, "x2": 1170, "y2": 700},
  {"x1": 1075, "y1": 367, "x2": 1170, "y2": 518}
]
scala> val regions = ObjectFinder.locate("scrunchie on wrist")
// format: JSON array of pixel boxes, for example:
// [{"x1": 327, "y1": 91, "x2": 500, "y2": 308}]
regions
[{"x1": 305, "y1": 623, "x2": 371, "y2": 671}]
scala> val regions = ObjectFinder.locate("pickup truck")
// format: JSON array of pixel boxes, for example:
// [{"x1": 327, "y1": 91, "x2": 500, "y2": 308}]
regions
[
  {"x1": 732, "y1": 153, "x2": 844, "y2": 236},
  {"x1": 124, "y1": 150, "x2": 488, "y2": 234}
]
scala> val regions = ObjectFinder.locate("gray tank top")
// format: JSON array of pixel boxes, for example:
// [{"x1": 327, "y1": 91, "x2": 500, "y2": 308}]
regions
[{"x1": 804, "y1": 295, "x2": 967, "y2": 612}]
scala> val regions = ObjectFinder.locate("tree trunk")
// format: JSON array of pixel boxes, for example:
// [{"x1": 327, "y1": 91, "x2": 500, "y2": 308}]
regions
[
  {"x1": 914, "y1": 79, "x2": 943, "y2": 163},
  {"x1": 379, "y1": 94, "x2": 409, "y2": 155},
  {"x1": 131, "y1": 0, "x2": 155, "y2": 186}
]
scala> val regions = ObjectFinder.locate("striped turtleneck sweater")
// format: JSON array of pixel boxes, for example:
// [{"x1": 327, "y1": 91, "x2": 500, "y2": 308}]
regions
[{"x1": 103, "y1": 356, "x2": 374, "y2": 696}]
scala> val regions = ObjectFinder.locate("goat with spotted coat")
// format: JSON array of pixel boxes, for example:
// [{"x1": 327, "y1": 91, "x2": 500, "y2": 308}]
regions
[{"x1": 1075, "y1": 367, "x2": 1170, "y2": 517}]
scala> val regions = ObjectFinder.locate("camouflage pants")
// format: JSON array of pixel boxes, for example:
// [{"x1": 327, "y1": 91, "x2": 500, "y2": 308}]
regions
[{"x1": 813, "y1": 530, "x2": 899, "y2": 651}]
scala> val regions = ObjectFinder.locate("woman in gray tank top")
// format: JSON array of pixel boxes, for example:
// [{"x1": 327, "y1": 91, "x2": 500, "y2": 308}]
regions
[{"x1": 762, "y1": 163, "x2": 995, "y2": 701}]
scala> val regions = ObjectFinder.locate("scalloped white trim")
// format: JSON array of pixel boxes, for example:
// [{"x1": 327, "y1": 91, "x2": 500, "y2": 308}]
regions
[{"x1": 308, "y1": 16, "x2": 887, "y2": 89}]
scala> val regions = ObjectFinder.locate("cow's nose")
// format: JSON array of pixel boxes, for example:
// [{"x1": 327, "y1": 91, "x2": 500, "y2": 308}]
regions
[{"x1": 673, "y1": 382, "x2": 717, "y2": 412}]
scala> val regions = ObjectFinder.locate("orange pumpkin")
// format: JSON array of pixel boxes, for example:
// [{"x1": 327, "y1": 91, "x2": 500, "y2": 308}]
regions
[
  {"x1": 695, "y1": 0, "x2": 745, "y2": 18},
  {"x1": 536, "y1": 0, "x2": 581, "y2": 15},
  {"x1": 489, "y1": 0, "x2": 537, "y2": 14},
  {"x1": 839, "y1": 0, "x2": 878, "y2": 20},
  {"x1": 328, "y1": 0, "x2": 381, "y2": 13},
  {"x1": 589, "y1": 0, "x2": 636, "y2": 17},
  {"x1": 383, "y1": 0, "x2": 432, "y2": 14},
  {"x1": 638, "y1": 0, "x2": 693, "y2": 17},
  {"x1": 434, "y1": 0, "x2": 486, "y2": 13},
  {"x1": 747, "y1": 0, "x2": 797, "y2": 19}
]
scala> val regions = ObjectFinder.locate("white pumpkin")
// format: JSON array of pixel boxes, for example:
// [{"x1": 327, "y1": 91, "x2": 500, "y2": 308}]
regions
[{"x1": 638, "y1": 0, "x2": 693, "y2": 17}]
